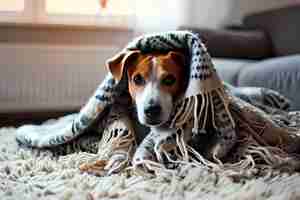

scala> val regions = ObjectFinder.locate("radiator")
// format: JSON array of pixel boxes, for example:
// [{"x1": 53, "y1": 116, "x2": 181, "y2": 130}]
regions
[{"x1": 0, "y1": 44, "x2": 119, "y2": 113}]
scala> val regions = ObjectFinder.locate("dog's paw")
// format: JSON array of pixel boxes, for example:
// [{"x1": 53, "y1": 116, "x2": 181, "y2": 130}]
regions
[
  {"x1": 104, "y1": 153, "x2": 129, "y2": 175},
  {"x1": 132, "y1": 149, "x2": 159, "y2": 174}
]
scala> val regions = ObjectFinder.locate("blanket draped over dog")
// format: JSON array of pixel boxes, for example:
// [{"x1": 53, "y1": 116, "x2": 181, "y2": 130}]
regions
[{"x1": 16, "y1": 31, "x2": 300, "y2": 176}]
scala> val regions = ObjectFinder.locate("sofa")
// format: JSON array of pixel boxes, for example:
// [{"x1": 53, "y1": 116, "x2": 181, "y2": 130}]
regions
[{"x1": 180, "y1": 5, "x2": 300, "y2": 110}]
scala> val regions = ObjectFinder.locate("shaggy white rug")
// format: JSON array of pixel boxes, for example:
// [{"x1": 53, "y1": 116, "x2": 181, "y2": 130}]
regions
[{"x1": 1, "y1": 116, "x2": 300, "y2": 200}]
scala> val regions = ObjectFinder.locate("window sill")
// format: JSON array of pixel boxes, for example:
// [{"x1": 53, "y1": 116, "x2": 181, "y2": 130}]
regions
[
  {"x1": 0, "y1": 21, "x2": 134, "y2": 46},
  {"x1": 0, "y1": 21, "x2": 133, "y2": 32}
]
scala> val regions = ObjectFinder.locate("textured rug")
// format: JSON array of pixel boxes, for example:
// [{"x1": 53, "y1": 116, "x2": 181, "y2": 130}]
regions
[{"x1": 1, "y1": 115, "x2": 300, "y2": 200}]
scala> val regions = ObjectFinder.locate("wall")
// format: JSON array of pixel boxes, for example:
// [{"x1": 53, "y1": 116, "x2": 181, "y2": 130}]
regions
[
  {"x1": 134, "y1": 0, "x2": 189, "y2": 33},
  {"x1": 227, "y1": 0, "x2": 294, "y2": 25},
  {"x1": 134, "y1": 0, "x2": 295, "y2": 32},
  {"x1": 0, "y1": 43, "x2": 117, "y2": 112},
  {"x1": 186, "y1": 0, "x2": 294, "y2": 28},
  {"x1": 0, "y1": 24, "x2": 133, "y2": 113}
]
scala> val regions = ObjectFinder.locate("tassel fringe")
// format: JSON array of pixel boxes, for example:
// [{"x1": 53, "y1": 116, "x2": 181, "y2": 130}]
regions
[{"x1": 171, "y1": 87, "x2": 235, "y2": 136}]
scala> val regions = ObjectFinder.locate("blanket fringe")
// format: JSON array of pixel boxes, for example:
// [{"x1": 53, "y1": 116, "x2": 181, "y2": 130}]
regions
[
  {"x1": 171, "y1": 87, "x2": 235, "y2": 136},
  {"x1": 146, "y1": 126, "x2": 300, "y2": 177}
]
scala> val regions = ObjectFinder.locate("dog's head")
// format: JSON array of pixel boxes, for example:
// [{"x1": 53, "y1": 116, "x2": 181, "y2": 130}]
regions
[{"x1": 107, "y1": 50, "x2": 186, "y2": 127}]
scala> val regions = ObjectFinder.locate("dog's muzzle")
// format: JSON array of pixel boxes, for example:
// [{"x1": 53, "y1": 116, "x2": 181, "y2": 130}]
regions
[{"x1": 144, "y1": 104, "x2": 162, "y2": 125}]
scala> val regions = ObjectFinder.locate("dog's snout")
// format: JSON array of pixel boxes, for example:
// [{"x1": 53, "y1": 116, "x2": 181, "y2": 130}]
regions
[{"x1": 144, "y1": 104, "x2": 162, "y2": 118}]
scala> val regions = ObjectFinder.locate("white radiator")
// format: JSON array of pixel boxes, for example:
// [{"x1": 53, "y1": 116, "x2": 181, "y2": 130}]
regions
[{"x1": 0, "y1": 44, "x2": 119, "y2": 113}]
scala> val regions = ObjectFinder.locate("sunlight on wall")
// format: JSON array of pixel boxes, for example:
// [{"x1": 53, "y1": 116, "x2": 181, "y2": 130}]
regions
[
  {"x1": 134, "y1": 0, "x2": 189, "y2": 32},
  {"x1": 186, "y1": 0, "x2": 293, "y2": 28},
  {"x1": 46, "y1": 0, "x2": 130, "y2": 15},
  {"x1": 0, "y1": 0, "x2": 24, "y2": 11}
]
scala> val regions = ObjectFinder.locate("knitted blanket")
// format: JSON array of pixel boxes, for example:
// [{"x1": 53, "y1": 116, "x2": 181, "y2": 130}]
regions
[{"x1": 16, "y1": 31, "x2": 300, "y2": 176}]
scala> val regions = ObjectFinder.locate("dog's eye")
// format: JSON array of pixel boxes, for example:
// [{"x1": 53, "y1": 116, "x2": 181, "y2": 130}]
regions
[
  {"x1": 161, "y1": 75, "x2": 176, "y2": 86},
  {"x1": 133, "y1": 74, "x2": 146, "y2": 85}
]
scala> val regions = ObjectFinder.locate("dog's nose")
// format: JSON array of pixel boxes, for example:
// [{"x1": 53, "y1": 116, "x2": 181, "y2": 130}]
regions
[{"x1": 144, "y1": 104, "x2": 162, "y2": 118}]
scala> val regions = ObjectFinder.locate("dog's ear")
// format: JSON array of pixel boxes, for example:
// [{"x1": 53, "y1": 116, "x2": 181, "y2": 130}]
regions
[
  {"x1": 106, "y1": 50, "x2": 141, "y2": 81},
  {"x1": 167, "y1": 51, "x2": 186, "y2": 66}
]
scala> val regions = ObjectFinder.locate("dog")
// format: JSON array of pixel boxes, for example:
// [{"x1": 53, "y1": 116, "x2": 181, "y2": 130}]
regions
[
  {"x1": 107, "y1": 50, "x2": 187, "y2": 128},
  {"x1": 79, "y1": 50, "x2": 189, "y2": 175}
]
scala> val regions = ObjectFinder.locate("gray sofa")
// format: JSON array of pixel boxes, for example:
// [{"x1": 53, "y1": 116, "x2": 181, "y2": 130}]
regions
[
  {"x1": 182, "y1": 5, "x2": 300, "y2": 110},
  {"x1": 213, "y1": 56, "x2": 300, "y2": 110}
]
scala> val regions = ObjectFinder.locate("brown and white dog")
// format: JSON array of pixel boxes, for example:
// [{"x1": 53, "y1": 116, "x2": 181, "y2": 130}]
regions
[
  {"x1": 80, "y1": 51, "x2": 188, "y2": 175},
  {"x1": 107, "y1": 50, "x2": 187, "y2": 128}
]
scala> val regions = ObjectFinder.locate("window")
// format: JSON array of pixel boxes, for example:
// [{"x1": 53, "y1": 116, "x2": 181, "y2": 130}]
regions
[
  {"x1": 46, "y1": 0, "x2": 130, "y2": 15},
  {"x1": 0, "y1": 0, "x2": 31, "y2": 23},
  {"x1": 46, "y1": 1, "x2": 101, "y2": 15},
  {"x1": 0, "y1": 0, "x2": 133, "y2": 28},
  {"x1": 0, "y1": 0, "x2": 24, "y2": 12}
]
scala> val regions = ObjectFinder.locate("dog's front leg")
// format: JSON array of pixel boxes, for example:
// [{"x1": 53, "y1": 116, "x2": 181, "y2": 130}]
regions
[
  {"x1": 132, "y1": 127, "x2": 191, "y2": 173},
  {"x1": 132, "y1": 131, "x2": 159, "y2": 169}
]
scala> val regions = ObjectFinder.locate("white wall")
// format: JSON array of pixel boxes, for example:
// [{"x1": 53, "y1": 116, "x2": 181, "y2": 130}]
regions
[
  {"x1": 188, "y1": 0, "x2": 293, "y2": 28},
  {"x1": 134, "y1": 0, "x2": 294, "y2": 32},
  {"x1": 0, "y1": 44, "x2": 117, "y2": 112},
  {"x1": 227, "y1": 0, "x2": 294, "y2": 25},
  {"x1": 133, "y1": 0, "x2": 190, "y2": 33}
]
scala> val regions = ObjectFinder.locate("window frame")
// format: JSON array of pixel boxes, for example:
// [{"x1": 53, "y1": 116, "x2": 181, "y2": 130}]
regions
[
  {"x1": 0, "y1": 0, "x2": 33, "y2": 23},
  {"x1": 0, "y1": 0, "x2": 134, "y2": 28}
]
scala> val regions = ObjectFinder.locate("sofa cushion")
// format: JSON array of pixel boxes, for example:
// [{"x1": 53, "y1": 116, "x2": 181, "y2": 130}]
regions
[
  {"x1": 237, "y1": 55, "x2": 300, "y2": 111},
  {"x1": 180, "y1": 26, "x2": 272, "y2": 59},
  {"x1": 213, "y1": 58, "x2": 254, "y2": 85},
  {"x1": 243, "y1": 6, "x2": 300, "y2": 57}
]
